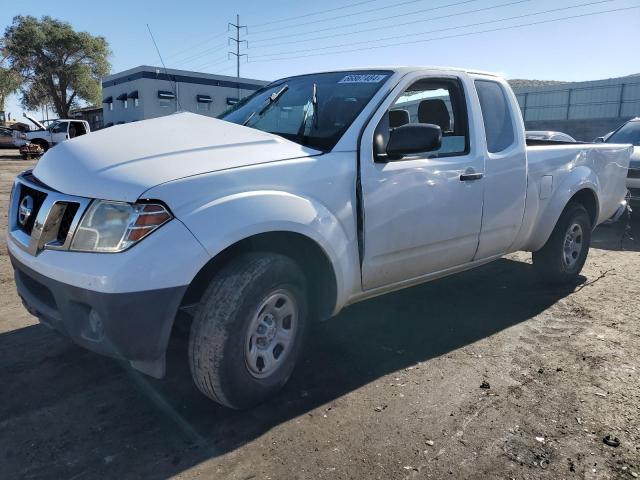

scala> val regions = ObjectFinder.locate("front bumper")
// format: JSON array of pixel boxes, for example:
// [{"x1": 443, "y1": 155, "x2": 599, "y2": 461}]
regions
[{"x1": 10, "y1": 251, "x2": 187, "y2": 377}]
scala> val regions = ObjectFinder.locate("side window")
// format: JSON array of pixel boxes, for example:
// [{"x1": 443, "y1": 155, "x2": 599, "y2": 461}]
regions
[
  {"x1": 475, "y1": 80, "x2": 515, "y2": 153},
  {"x1": 51, "y1": 122, "x2": 68, "y2": 134},
  {"x1": 387, "y1": 77, "x2": 469, "y2": 156}
]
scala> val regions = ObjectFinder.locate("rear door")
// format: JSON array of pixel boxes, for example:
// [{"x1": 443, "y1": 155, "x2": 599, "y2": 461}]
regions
[
  {"x1": 359, "y1": 73, "x2": 485, "y2": 290},
  {"x1": 471, "y1": 77, "x2": 527, "y2": 259}
]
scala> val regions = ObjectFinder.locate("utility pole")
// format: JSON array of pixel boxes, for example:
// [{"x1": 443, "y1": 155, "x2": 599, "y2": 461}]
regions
[{"x1": 228, "y1": 14, "x2": 247, "y2": 99}]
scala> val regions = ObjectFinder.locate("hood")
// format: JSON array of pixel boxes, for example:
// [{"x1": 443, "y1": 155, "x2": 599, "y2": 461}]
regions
[
  {"x1": 33, "y1": 112, "x2": 320, "y2": 202},
  {"x1": 24, "y1": 113, "x2": 46, "y2": 131}
]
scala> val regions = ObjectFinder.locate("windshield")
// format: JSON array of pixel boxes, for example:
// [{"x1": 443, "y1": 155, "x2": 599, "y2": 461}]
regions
[
  {"x1": 607, "y1": 120, "x2": 640, "y2": 146},
  {"x1": 219, "y1": 70, "x2": 392, "y2": 151}
]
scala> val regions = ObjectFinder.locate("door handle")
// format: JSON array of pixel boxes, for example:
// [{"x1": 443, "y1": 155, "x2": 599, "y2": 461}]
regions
[{"x1": 460, "y1": 171, "x2": 484, "y2": 181}]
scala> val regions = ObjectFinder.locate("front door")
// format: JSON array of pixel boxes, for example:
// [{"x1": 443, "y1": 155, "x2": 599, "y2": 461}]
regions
[
  {"x1": 360, "y1": 75, "x2": 485, "y2": 290},
  {"x1": 50, "y1": 121, "x2": 69, "y2": 145}
]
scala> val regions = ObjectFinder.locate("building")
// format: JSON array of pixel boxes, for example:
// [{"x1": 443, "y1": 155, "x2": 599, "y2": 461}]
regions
[
  {"x1": 510, "y1": 74, "x2": 640, "y2": 141},
  {"x1": 70, "y1": 106, "x2": 104, "y2": 131},
  {"x1": 101, "y1": 66, "x2": 268, "y2": 127}
]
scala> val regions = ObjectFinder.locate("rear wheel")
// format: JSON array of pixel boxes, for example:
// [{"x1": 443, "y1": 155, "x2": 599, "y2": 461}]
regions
[
  {"x1": 188, "y1": 253, "x2": 308, "y2": 409},
  {"x1": 533, "y1": 202, "x2": 592, "y2": 284}
]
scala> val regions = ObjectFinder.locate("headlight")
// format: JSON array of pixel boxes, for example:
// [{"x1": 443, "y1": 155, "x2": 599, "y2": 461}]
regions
[{"x1": 70, "y1": 200, "x2": 172, "y2": 253}]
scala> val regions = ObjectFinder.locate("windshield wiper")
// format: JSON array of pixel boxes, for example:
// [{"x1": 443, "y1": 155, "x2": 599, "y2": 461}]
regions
[
  {"x1": 242, "y1": 84, "x2": 289, "y2": 126},
  {"x1": 295, "y1": 83, "x2": 318, "y2": 144}
]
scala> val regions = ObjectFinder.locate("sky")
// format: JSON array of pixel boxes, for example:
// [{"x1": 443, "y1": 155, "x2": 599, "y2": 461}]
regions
[{"x1": 1, "y1": 0, "x2": 639, "y2": 120}]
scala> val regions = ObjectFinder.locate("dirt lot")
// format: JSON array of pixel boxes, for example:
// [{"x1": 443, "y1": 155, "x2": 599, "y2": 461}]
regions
[{"x1": 1, "y1": 148, "x2": 639, "y2": 479}]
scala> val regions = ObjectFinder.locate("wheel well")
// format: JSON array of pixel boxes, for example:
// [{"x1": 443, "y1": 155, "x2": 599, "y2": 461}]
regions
[
  {"x1": 31, "y1": 138, "x2": 49, "y2": 149},
  {"x1": 569, "y1": 188, "x2": 598, "y2": 226},
  {"x1": 180, "y1": 232, "x2": 338, "y2": 322}
]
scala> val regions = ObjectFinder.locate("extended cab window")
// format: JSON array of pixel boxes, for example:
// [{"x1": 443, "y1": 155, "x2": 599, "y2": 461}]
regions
[
  {"x1": 387, "y1": 78, "x2": 469, "y2": 156},
  {"x1": 475, "y1": 80, "x2": 515, "y2": 153}
]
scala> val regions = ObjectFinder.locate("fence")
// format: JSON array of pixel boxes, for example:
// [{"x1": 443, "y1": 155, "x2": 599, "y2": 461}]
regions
[{"x1": 514, "y1": 80, "x2": 640, "y2": 122}]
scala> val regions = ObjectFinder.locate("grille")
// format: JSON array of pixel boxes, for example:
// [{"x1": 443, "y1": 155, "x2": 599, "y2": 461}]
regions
[
  {"x1": 630, "y1": 187, "x2": 640, "y2": 200},
  {"x1": 17, "y1": 185, "x2": 48, "y2": 235},
  {"x1": 57, "y1": 203, "x2": 80, "y2": 243},
  {"x1": 628, "y1": 168, "x2": 640, "y2": 179}
]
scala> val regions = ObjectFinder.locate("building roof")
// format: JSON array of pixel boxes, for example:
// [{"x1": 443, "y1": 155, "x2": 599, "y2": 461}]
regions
[{"x1": 102, "y1": 65, "x2": 268, "y2": 90}]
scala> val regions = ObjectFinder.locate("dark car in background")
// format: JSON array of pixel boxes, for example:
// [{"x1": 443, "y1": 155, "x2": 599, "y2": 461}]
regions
[{"x1": 603, "y1": 118, "x2": 640, "y2": 204}]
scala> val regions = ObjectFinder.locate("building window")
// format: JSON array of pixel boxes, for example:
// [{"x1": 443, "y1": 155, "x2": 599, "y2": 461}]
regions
[
  {"x1": 227, "y1": 97, "x2": 239, "y2": 106},
  {"x1": 128, "y1": 91, "x2": 139, "y2": 108},
  {"x1": 103, "y1": 96, "x2": 113, "y2": 111},
  {"x1": 158, "y1": 90, "x2": 175, "y2": 108},
  {"x1": 196, "y1": 94, "x2": 213, "y2": 112},
  {"x1": 117, "y1": 93, "x2": 128, "y2": 109}
]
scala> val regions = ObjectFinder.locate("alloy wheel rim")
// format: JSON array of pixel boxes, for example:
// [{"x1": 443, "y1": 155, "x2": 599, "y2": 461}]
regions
[
  {"x1": 245, "y1": 289, "x2": 298, "y2": 379},
  {"x1": 563, "y1": 222, "x2": 583, "y2": 269}
]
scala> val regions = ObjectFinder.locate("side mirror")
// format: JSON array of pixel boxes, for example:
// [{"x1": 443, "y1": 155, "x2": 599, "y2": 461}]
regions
[
  {"x1": 385, "y1": 124, "x2": 442, "y2": 160},
  {"x1": 594, "y1": 137, "x2": 605, "y2": 143}
]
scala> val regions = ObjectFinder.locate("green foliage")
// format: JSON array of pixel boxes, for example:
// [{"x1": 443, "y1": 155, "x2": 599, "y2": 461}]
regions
[
  {"x1": 3, "y1": 15, "x2": 111, "y2": 118},
  {"x1": 0, "y1": 66, "x2": 20, "y2": 112}
]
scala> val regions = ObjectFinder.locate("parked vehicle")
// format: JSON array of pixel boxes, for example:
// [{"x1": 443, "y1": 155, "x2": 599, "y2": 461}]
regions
[
  {"x1": 0, "y1": 126, "x2": 27, "y2": 148},
  {"x1": 600, "y1": 117, "x2": 640, "y2": 204},
  {"x1": 22, "y1": 114, "x2": 90, "y2": 151},
  {"x1": 526, "y1": 130, "x2": 576, "y2": 143},
  {"x1": 8, "y1": 67, "x2": 632, "y2": 409}
]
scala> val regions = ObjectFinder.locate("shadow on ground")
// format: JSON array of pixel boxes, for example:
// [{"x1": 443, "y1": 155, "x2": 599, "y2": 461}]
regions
[
  {"x1": 591, "y1": 208, "x2": 640, "y2": 252},
  {"x1": 1, "y1": 254, "x2": 588, "y2": 479}
]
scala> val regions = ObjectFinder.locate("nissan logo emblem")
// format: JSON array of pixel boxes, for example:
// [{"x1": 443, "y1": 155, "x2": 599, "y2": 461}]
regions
[{"x1": 18, "y1": 195, "x2": 34, "y2": 227}]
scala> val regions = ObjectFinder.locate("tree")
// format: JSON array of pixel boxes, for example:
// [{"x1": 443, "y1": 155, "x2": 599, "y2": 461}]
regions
[
  {"x1": 3, "y1": 16, "x2": 110, "y2": 118},
  {"x1": 0, "y1": 43, "x2": 21, "y2": 112}
]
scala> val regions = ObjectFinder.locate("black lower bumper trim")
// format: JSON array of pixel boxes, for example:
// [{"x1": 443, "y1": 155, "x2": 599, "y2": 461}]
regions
[{"x1": 10, "y1": 252, "x2": 187, "y2": 372}]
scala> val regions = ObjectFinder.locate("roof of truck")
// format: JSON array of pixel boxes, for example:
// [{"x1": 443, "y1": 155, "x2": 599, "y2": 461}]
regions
[{"x1": 308, "y1": 66, "x2": 501, "y2": 77}]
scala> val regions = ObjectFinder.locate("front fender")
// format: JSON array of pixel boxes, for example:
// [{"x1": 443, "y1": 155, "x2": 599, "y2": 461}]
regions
[
  {"x1": 521, "y1": 166, "x2": 599, "y2": 252},
  {"x1": 180, "y1": 190, "x2": 358, "y2": 312}
]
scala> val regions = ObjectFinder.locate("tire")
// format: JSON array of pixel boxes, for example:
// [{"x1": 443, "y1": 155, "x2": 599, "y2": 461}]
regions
[
  {"x1": 32, "y1": 139, "x2": 49, "y2": 152},
  {"x1": 533, "y1": 202, "x2": 592, "y2": 284},
  {"x1": 188, "y1": 252, "x2": 308, "y2": 409}
]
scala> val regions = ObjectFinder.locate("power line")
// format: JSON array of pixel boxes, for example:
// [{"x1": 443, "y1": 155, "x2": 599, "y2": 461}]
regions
[
  {"x1": 251, "y1": 0, "x2": 482, "y2": 43},
  {"x1": 165, "y1": 30, "x2": 228, "y2": 60},
  {"x1": 247, "y1": 0, "x2": 472, "y2": 35},
  {"x1": 249, "y1": 0, "x2": 382, "y2": 28},
  {"x1": 146, "y1": 23, "x2": 182, "y2": 110},
  {"x1": 250, "y1": 0, "x2": 618, "y2": 59},
  {"x1": 249, "y1": 4, "x2": 639, "y2": 62},
  {"x1": 252, "y1": 0, "x2": 532, "y2": 49},
  {"x1": 171, "y1": 43, "x2": 227, "y2": 67}
]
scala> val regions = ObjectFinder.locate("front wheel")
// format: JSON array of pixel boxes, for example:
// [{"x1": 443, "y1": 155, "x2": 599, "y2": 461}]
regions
[
  {"x1": 188, "y1": 253, "x2": 308, "y2": 409},
  {"x1": 533, "y1": 202, "x2": 592, "y2": 284}
]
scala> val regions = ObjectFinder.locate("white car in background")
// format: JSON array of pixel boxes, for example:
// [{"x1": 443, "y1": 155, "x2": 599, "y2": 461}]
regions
[
  {"x1": 526, "y1": 130, "x2": 576, "y2": 142},
  {"x1": 22, "y1": 114, "x2": 91, "y2": 151}
]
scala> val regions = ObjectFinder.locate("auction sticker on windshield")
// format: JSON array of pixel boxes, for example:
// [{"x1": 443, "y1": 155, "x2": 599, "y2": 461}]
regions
[{"x1": 339, "y1": 74, "x2": 387, "y2": 84}]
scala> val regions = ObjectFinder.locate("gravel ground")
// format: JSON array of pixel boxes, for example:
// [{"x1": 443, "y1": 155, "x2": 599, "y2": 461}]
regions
[{"x1": 1, "y1": 148, "x2": 639, "y2": 479}]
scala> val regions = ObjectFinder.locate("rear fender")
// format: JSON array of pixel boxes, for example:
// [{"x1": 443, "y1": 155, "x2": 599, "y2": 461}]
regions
[{"x1": 521, "y1": 166, "x2": 599, "y2": 252}]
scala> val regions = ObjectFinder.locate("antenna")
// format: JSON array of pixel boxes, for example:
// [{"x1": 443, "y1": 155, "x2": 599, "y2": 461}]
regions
[{"x1": 147, "y1": 24, "x2": 182, "y2": 111}]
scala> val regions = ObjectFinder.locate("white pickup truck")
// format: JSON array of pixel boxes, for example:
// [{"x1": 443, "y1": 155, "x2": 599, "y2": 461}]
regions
[
  {"x1": 7, "y1": 67, "x2": 631, "y2": 409},
  {"x1": 22, "y1": 114, "x2": 90, "y2": 151}
]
